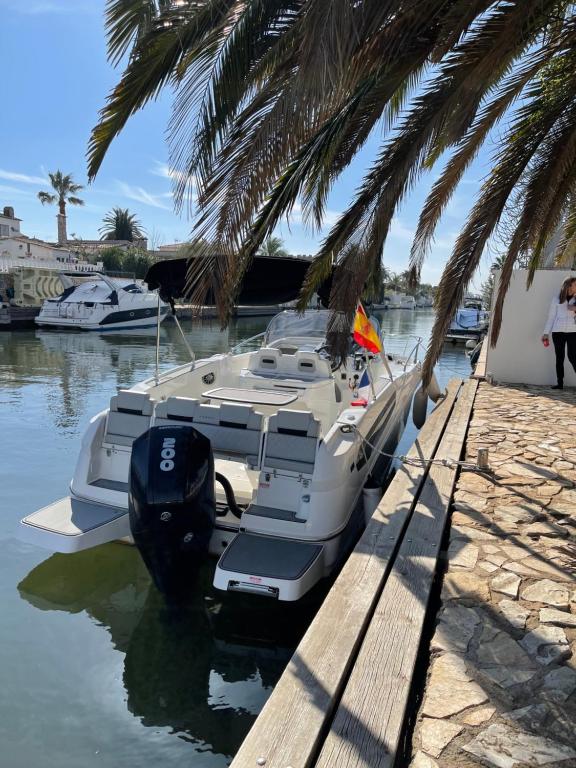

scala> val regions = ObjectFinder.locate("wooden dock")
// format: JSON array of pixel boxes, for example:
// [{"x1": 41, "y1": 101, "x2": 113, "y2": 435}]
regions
[
  {"x1": 230, "y1": 377, "x2": 478, "y2": 768},
  {"x1": 0, "y1": 304, "x2": 40, "y2": 330}
]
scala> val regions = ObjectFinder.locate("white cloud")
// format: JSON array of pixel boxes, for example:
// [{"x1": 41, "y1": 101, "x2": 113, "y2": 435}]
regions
[
  {"x1": 116, "y1": 181, "x2": 172, "y2": 210},
  {"x1": 0, "y1": 184, "x2": 36, "y2": 199},
  {"x1": 150, "y1": 161, "x2": 197, "y2": 191},
  {"x1": 0, "y1": 169, "x2": 47, "y2": 185}
]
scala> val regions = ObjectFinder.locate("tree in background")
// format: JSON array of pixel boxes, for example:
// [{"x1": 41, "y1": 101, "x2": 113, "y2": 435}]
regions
[
  {"x1": 88, "y1": 2, "x2": 576, "y2": 383},
  {"x1": 91, "y1": 246, "x2": 155, "y2": 279},
  {"x1": 38, "y1": 170, "x2": 84, "y2": 245},
  {"x1": 257, "y1": 237, "x2": 289, "y2": 258},
  {"x1": 99, "y1": 208, "x2": 146, "y2": 241}
]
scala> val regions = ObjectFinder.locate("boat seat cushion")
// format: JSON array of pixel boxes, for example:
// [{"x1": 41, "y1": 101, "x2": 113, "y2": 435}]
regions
[
  {"x1": 263, "y1": 409, "x2": 319, "y2": 474},
  {"x1": 294, "y1": 351, "x2": 331, "y2": 379},
  {"x1": 154, "y1": 396, "x2": 199, "y2": 424},
  {"x1": 155, "y1": 399, "x2": 264, "y2": 464},
  {"x1": 248, "y1": 348, "x2": 282, "y2": 372},
  {"x1": 195, "y1": 403, "x2": 263, "y2": 462},
  {"x1": 104, "y1": 390, "x2": 154, "y2": 447}
]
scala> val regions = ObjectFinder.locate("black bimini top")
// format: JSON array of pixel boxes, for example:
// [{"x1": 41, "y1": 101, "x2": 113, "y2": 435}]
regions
[{"x1": 144, "y1": 255, "x2": 333, "y2": 307}]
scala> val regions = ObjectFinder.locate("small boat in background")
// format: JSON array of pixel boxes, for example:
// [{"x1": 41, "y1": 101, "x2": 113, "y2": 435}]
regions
[
  {"x1": 445, "y1": 296, "x2": 489, "y2": 344},
  {"x1": 35, "y1": 273, "x2": 169, "y2": 331},
  {"x1": 416, "y1": 294, "x2": 433, "y2": 308},
  {"x1": 388, "y1": 293, "x2": 416, "y2": 310}
]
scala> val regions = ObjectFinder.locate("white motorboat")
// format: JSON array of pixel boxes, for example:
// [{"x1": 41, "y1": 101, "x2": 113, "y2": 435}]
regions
[
  {"x1": 388, "y1": 293, "x2": 416, "y2": 310},
  {"x1": 21, "y1": 308, "x2": 427, "y2": 602},
  {"x1": 35, "y1": 273, "x2": 169, "y2": 331}
]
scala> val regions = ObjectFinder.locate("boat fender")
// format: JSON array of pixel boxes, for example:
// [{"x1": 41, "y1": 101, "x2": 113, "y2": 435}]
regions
[
  {"x1": 412, "y1": 386, "x2": 428, "y2": 429},
  {"x1": 427, "y1": 372, "x2": 444, "y2": 403},
  {"x1": 362, "y1": 484, "x2": 382, "y2": 525}
]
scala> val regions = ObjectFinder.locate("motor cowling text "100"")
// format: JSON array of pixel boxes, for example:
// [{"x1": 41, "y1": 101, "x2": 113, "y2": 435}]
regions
[{"x1": 160, "y1": 437, "x2": 176, "y2": 471}]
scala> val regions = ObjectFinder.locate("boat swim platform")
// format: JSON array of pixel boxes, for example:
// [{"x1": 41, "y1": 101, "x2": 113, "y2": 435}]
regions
[{"x1": 230, "y1": 377, "x2": 576, "y2": 768}]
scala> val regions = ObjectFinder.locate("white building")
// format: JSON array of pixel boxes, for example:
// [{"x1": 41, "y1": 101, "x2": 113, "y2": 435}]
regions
[{"x1": 0, "y1": 206, "x2": 101, "y2": 306}]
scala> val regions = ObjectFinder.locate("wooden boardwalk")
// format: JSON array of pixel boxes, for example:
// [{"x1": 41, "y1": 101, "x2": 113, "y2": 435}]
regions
[{"x1": 230, "y1": 377, "x2": 478, "y2": 768}]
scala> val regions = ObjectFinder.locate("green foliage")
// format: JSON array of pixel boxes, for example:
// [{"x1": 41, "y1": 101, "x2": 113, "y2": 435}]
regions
[
  {"x1": 92, "y1": 246, "x2": 155, "y2": 279},
  {"x1": 99, "y1": 207, "x2": 146, "y2": 241},
  {"x1": 257, "y1": 237, "x2": 289, "y2": 258},
  {"x1": 38, "y1": 170, "x2": 84, "y2": 212}
]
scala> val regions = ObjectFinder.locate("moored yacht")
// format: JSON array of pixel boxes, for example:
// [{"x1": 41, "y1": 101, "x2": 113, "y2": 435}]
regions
[
  {"x1": 445, "y1": 296, "x2": 489, "y2": 344},
  {"x1": 35, "y1": 273, "x2": 169, "y2": 331},
  {"x1": 21, "y1": 310, "x2": 427, "y2": 601}
]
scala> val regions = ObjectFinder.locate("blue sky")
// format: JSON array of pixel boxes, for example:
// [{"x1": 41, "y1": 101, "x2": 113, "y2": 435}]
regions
[{"x1": 0, "y1": 0, "x2": 495, "y2": 287}]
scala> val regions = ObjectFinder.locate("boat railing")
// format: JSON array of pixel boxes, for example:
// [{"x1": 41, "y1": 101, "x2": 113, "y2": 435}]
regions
[
  {"x1": 229, "y1": 331, "x2": 267, "y2": 355},
  {"x1": 384, "y1": 333, "x2": 423, "y2": 369}
]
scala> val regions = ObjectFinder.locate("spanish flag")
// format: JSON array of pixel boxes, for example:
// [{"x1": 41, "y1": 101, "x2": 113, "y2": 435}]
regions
[{"x1": 353, "y1": 304, "x2": 382, "y2": 353}]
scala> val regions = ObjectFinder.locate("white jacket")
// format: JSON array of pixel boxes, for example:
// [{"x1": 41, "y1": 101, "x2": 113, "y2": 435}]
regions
[{"x1": 543, "y1": 298, "x2": 576, "y2": 334}]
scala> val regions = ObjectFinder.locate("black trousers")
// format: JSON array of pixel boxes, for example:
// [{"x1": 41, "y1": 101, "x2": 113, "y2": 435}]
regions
[{"x1": 552, "y1": 332, "x2": 576, "y2": 384}]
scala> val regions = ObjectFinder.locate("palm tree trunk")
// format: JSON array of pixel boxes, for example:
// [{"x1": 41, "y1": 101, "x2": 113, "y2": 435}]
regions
[{"x1": 57, "y1": 213, "x2": 67, "y2": 245}]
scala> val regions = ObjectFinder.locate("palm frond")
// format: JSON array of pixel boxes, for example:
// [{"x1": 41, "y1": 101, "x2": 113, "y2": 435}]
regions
[
  {"x1": 37, "y1": 192, "x2": 56, "y2": 205},
  {"x1": 105, "y1": 0, "x2": 164, "y2": 66},
  {"x1": 88, "y1": 0, "x2": 236, "y2": 181}
]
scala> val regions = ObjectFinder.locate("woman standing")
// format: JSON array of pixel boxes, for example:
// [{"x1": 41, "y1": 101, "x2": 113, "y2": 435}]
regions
[{"x1": 542, "y1": 276, "x2": 576, "y2": 389}]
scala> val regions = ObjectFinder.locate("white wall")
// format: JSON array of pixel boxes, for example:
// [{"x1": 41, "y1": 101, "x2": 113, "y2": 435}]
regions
[
  {"x1": 0, "y1": 237, "x2": 75, "y2": 263},
  {"x1": 487, "y1": 269, "x2": 576, "y2": 386}
]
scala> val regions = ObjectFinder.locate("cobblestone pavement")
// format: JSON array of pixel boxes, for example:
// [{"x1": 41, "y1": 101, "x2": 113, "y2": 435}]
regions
[{"x1": 409, "y1": 383, "x2": 576, "y2": 768}]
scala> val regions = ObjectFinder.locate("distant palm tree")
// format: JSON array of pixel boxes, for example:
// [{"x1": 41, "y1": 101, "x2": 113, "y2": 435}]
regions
[
  {"x1": 38, "y1": 170, "x2": 84, "y2": 245},
  {"x1": 99, "y1": 208, "x2": 146, "y2": 241},
  {"x1": 257, "y1": 237, "x2": 289, "y2": 258}
]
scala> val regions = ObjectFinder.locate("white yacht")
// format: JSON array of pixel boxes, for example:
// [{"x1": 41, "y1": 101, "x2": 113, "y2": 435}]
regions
[
  {"x1": 21, "y1": 309, "x2": 427, "y2": 602},
  {"x1": 35, "y1": 273, "x2": 169, "y2": 331}
]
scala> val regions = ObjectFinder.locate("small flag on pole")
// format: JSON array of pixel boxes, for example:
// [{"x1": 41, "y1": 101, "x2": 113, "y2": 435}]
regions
[{"x1": 353, "y1": 304, "x2": 382, "y2": 353}]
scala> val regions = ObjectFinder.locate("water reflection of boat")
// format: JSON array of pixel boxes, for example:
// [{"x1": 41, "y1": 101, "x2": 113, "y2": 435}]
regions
[{"x1": 17, "y1": 547, "x2": 314, "y2": 758}]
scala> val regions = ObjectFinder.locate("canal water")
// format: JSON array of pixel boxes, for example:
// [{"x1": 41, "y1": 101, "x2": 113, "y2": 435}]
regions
[{"x1": 0, "y1": 310, "x2": 470, "y2": 768}]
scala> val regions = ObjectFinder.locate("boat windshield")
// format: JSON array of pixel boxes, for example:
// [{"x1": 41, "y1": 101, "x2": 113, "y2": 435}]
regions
[{"x1": 264, "y1": 311, "x2": 331, "y2": 345}]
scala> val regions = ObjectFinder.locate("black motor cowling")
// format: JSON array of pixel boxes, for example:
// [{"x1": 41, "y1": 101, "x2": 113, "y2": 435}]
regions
[{"x1": 129, "y1": 425, "x2": 216, "y2": 598}]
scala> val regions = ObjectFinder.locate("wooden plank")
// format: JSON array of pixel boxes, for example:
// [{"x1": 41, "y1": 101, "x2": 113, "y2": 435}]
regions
[
  {"x1": 315, "y1": 378, "x2": 478, "y2": 768},
  {"x1": 471, "y1": 337, "x2": 488, "y2": 380},
  {"x1": 230, "y1": 378, "x2": 463, "y2": 768}
]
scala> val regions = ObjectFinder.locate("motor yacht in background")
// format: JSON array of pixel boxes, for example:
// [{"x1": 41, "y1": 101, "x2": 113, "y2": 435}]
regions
[
  {"x1": 22, "y1": 307, "x2": 429, "y2": 602},
  {"x1": 35, "y1": 273, "x2": 169, "y2": 331}
]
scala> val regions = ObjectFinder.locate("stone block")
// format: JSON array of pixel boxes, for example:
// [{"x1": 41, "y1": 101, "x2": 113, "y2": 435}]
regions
[
  {"x1": 521, "y1": 579, "x2": 570, "y2": 609},
  {"x1": 420, "y1": 718, "x2": 463, "y2": 758},
  {"x1": 462, "y1": 723, "x2": 576, "y2": 768}
]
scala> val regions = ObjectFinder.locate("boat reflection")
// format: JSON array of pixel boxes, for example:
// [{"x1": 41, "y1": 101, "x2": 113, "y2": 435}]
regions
[{"x1": 18, "y1": 546, "x2": 318, "y2": 758}]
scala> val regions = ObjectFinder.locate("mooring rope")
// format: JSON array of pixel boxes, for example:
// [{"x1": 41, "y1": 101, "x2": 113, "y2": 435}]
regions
[{"x1": 349, "y1": 426, "x2": 489, "y2": 473}]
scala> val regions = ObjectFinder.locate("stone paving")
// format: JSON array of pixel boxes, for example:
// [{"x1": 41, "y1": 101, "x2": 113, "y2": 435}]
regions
[{"x1": 409, "y1": 383, "x2": 576, "y2": 768}]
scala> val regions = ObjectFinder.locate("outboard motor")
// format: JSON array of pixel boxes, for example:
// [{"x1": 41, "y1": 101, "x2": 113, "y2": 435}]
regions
[{"x1": 129, "y1": 425, "x2": 216, "y2": 599}]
